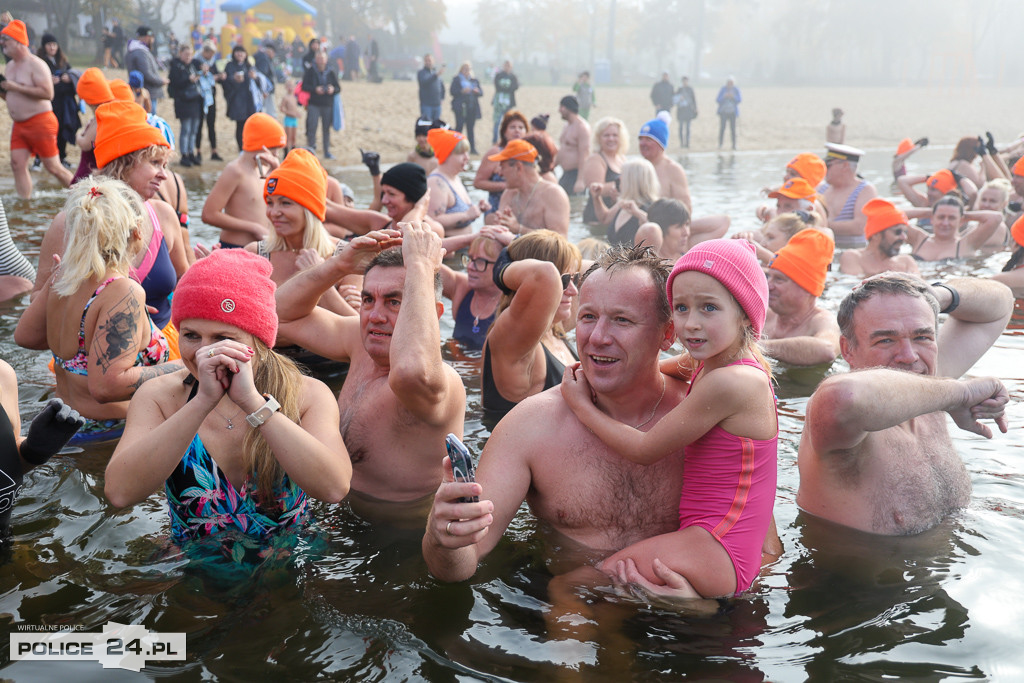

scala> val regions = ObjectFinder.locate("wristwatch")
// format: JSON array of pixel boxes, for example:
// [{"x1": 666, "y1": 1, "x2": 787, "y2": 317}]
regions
[{"x1": 245, "y1": 394, "x2": 281, "y2": 427}]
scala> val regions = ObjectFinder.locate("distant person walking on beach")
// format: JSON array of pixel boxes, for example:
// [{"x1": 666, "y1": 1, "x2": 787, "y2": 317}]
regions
[
  {"x1": 827, "y1": 108, "x2": 845, "y2": 143},
  {"x1": 491, "y1": 60, "x2": 518, "y2": 144},
  {"x1": 125, "y1": 26, "x2": 168, "y2": 106},
  {"x1": 572, "y1": 71, "x2": 594, "y2": 120},
  {"x1": 674, "y1": 75, "x2": 697, "y2": 147},
  {"x1": 0, "y1": 20, "x2": 73, "y2": 198},
  {"x1": 650, "y1": 72, "x2": 674, "y2": 116},
  {"x1": 716, "y1": 77, "x2": 741, "y2": 150}
]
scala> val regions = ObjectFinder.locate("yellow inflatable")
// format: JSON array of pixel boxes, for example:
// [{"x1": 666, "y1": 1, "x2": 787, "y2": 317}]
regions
[{"x1": 221, "y1": 0, "x2": 318, "y2": 52}]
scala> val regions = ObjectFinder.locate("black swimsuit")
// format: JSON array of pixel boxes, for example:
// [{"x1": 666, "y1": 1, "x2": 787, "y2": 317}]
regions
[{"x1": 481, "y1": 340, "x2": 577, "y2": 419}]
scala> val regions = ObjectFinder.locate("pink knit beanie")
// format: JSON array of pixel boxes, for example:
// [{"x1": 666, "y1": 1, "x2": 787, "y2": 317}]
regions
[
  {"x1": 666, "y1": 239, "x2": 769, "y2": 339},
  {"x1": 171, "y1": 249, "x2": 278, "y2": 347}
]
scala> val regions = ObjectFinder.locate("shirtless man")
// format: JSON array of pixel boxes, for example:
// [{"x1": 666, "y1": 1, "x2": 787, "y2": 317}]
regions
[
  {"x1": 638, "y1": 117, "x2": 729, "y2": 244},
  {"x1": 0, "y1": 20, "x2": 73, "y2": 198},
  {"x1": 839, "y1": 197, "x2": 919, "y2": 277},
  {"x1": 553, "y1": 95, "x2": 590, "y2": 196},
  {"x1": 423, "y1": 245, "x2": 781, "y2": 583},
  {"x1": 491, "y1": 139, "x2": 569, "y2": 236},
  {"x1": 762, "y1": 229, "x2": 840, "y2": 366},
  {"x1": 275, "y1": 224, "x2": 465, "y2": 521},
  {"x1": 200, "y1": 112, "x2": 285, "y2": 249},
  {"x1": 797, "y1": 273, "x2": 1012, "y2": 535},
  {"x1": 822, "y1": 143, "x2": 878, "y2": 249}
]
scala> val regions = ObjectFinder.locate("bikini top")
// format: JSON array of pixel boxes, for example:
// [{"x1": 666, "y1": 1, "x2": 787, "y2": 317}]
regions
[
  {"x1": 429, "y1": 172, "x2": 471, "y2": 216},
  {"x1": 155, "y1": 172, "x2": 189, "y2": 229},
  {"x1": 52, "y1": 276, "x2": 169, "y2": 377}
]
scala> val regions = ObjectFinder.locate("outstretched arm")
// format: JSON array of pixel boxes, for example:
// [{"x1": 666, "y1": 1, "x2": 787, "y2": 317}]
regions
[{"x1": 807, "y1": 369, "x2": 1008, "y2": 458}]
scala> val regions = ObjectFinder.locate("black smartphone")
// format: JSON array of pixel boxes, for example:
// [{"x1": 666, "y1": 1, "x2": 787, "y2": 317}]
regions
[{"x1": 445, "y1": 433, "x2": 478, "y2": 503}]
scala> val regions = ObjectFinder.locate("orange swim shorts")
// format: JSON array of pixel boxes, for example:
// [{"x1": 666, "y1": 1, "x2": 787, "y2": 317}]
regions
[{"x1": 10, "y1": 110, "x2": 59, "y2": 158}]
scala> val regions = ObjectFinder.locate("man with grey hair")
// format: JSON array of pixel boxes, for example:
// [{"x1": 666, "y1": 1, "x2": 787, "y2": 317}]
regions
[
  {"x1": 797, "y1": 273, "x2": 1012, "y2": 536},
  {"x1": 274, "y1": 224, "x2": 465, "y2": 521}
]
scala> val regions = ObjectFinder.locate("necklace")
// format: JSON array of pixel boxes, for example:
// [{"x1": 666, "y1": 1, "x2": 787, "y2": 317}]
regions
[
  {"x1": 514, "y1": 180, "x2": 542, "y2": 224},
  {"x1": 470, "y1": 291, "x2": 500, "y2": 333},
  {"x1": 213, "y1": 404, "x2": 244, "y2": 430},
  {"x1": 634, "y1": 377, "x2": 667, "y2": 429}
]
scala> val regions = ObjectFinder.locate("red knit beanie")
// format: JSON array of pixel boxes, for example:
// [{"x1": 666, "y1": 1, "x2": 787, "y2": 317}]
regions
[
  {"x1": 667, "y1": 239, "x2": 769, "y2": 339},
  {"x1": 171, "y1": 249, "x2": 278, "y2": 347}
]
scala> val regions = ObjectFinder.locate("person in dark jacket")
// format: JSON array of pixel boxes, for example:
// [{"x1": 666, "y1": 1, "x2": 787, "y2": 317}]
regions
[
  {"x1": 168, "y1": 43, "x2": 204, "y2": 167},
  {"x1": 124, "y1": 26, "x2": 167, "y2": 104},
  {"x1": 37, "y1": 33, "x2": 78, "y2": 167},
  {"x1": 253, "y1": 39, "x2": 277, "y2": 116},
  {"x1": 223, "y1": 44, "x2": 258, "y2": 152},
  {"x1": 650, "y1": 71, "x2": 674, "y2": 115},
  {"x1": 417, "y1": 53, "x2": 444, "y2": 120},
  {"x1": 450, "y1": 62, "x2": 482, "y2": 155},
  {"x1": 301, "y1": 49, "x2": 339, "y2": 159}
]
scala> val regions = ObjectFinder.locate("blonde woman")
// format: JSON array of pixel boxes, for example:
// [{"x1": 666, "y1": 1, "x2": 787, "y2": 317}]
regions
[
  {"x1": 105, "y1": 249, "x2": 350, "y2": 542},
  {"x1": 482, "y1": 230, "x2": 580, "y2": 419},
  {"x1": 581, "y1": 117, "x2": 628, "y2": 224},
  {"x1": 590, "y1": 158, "x2": 660, "y2": 246},
  {"x1": 14, "y1": 178, "x2": 179, "y2": 443}
]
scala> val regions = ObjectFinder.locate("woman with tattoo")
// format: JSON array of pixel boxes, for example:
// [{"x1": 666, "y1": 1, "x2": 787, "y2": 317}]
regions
[
  {"x1": 104, "y1": 249, "x2": 351, "y2": 555},
  {"x1": 14, "y1": 178, "x2": 181, "y2": 444},
  {"x1": 30, "y1": 101, "x2": 191, "y2": 358}
]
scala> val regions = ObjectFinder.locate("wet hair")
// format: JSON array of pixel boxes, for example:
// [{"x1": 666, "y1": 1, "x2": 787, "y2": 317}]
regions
[
  {"x1": 364, "y1": 246, "x2": 443, "y2": 301},
  {"x1": 591, "y1": 117, "x2": 629, "y2": 155},
  {"x1": 523, "y1": 132, "x2": 557, "y2": 175},
  {"x1": 617, "y1": 159, "x2": 660, "y2": 206},
  {"x1": 530, "y1": 113, "x2": 549, "y2": 131},
  {"x1": 952, "y1": 136, "x2": 978, "y2": 163},
  {"x1": 56, "y1": 177, "x2": 145, "y2": 297},
  {"x1": 499, "y1": 110, "x2": 529, "y2": 146},
  {"x1": 836, "y1": 272, "x2": 939, "y2": 346},
  {"x1": 932, "y1": 194, "x2": 965, "y2": 217},
  {"x1": 100, "y1": 144, "x2": 174, "y2": 181},
  {"x1": 645, "y1": 198, "x2": 690, "y2": 231},
  {"x1": 265, "y1": 207, "x2": 334, "y2": 259},
  {"x1": 493, "y1": 230, "x2": 581, "y2": 335},
  {"x1": 1002, "y1": 247, "x2": 1024, "y2": 273},
  {"x1": 580, "y1": 243, "x2": 671, "y2": 325}
]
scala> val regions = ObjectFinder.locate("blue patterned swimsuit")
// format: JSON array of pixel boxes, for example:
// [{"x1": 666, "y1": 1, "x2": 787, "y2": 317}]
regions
[{"x1": 165, "y1": 381, "x2": 309, "y2": 542}]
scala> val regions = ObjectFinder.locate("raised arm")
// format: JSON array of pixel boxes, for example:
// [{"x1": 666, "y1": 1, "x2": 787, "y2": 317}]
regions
[
  {"x1": 275, "y1": 231, "x2": 398, "y2": 353},
  {"x1": 934, "y1": 277, "x2": 1013, "y2": 379},
  {"x1": 388, "y1": 222, "x2": 465, "y2": 424},
  {"x1": 487, "y1": 257, "x2": 563, "y2": 362},
  {"x1": 960, "y1": 209, "x2": 1004, "y2": 252},
  {"x1": 896, "y1": 174, "x2": 930, "y2": 207}
]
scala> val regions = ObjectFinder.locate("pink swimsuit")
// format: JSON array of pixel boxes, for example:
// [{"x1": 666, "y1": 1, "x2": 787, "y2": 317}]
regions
[{"x1": 678, "y1": 358, "x2": 778, "y2": 594}]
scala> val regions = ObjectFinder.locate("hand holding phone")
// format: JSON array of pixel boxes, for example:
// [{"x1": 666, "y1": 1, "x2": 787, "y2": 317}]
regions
[{"x1": 445, "y1": 433, "x2": 479, "y2": 503}]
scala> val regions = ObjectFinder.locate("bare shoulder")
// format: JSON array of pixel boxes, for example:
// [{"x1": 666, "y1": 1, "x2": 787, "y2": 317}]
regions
[{"x1": 132, "y1": 367, "x2": 191, "y2": 410}]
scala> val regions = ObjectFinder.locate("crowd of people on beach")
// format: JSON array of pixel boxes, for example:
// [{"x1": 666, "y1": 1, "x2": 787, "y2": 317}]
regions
[{"x1": 1, "y1": 15, "x2": 1024, "y2": 615}]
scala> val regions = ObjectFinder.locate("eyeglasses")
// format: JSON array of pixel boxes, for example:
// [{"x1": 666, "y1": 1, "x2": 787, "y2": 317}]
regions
[
  {"x1": 461, "y1": 254, "x2": 495, "y2": 271},
  {"x1": 561, "y1": 272, "x2": 581, "y2": 290}
]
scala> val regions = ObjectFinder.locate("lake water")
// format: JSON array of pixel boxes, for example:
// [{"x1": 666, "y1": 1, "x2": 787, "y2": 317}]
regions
[{"x1": 2, "y1": 146, "x2": 1023, "y2": 681}]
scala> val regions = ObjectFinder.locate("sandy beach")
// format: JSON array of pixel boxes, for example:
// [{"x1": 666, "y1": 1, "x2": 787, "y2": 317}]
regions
[{"x1": 0, "y1": 72, "x2": 1021, "y2": 180}]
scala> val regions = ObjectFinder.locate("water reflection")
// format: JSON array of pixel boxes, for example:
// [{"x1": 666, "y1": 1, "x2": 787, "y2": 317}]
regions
[{"x1": 2, "y1": 146, "x2": 1022, "y2": 679}]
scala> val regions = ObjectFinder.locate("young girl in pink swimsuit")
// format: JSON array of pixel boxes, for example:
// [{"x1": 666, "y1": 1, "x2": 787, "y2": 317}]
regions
[{"x1": 562, "y1": 239, "x2": 778, "y2": 598}]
